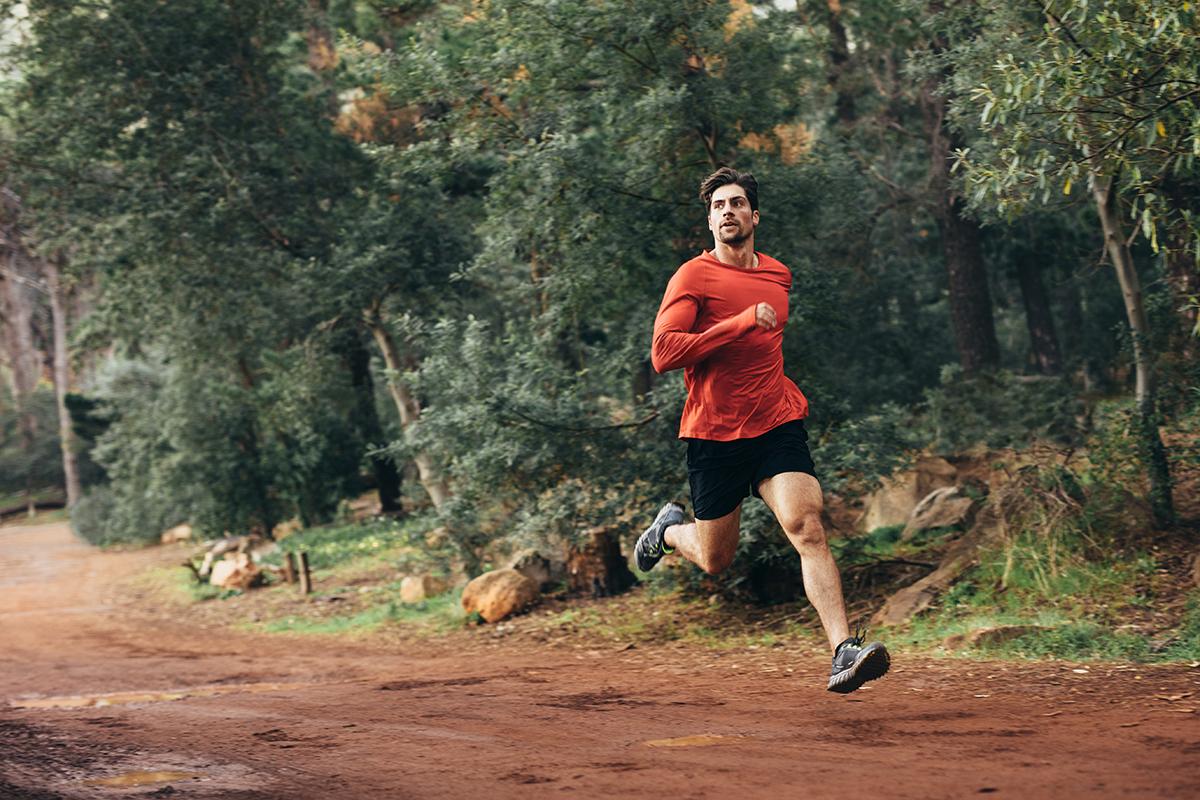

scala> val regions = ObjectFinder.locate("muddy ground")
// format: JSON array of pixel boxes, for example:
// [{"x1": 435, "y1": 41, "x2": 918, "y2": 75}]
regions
[{"x1": 2, "y1": 520, "x2": 1199, "y2": 799}]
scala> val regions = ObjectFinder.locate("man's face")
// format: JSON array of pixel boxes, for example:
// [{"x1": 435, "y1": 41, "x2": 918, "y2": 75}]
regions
[{"x1": 707, "y1": 183, "x2": 758, "y2": 245}]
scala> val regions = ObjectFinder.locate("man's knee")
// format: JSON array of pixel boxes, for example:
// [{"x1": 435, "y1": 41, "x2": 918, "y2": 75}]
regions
[{"x1": 782, "y1": 512, "x2": 826, "y2": 549}]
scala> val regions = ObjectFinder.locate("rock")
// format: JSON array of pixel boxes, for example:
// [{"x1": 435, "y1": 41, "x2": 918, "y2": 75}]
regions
[
  {"x1": 161, "y1": 523, "x2": 193, "y2": 544},
  {"x1": 871, "y1": 478, "x2": 1028, "y2": 627},
  {"x1": 461, "y1": 568, "x2": 540, "y2": 623},
  {"x1": 941, "y1": 625, "x2": 1043, "y2": 651},
  {"x1": 871, "y1": 510, "x2": 1007, "y2": 627},
  {"x1": 506, "y1": 548, "x2": 566, "y2": 591},
  {"x1": 856, "y1": 457, "x2": 958, "y2": 532},
  {"x1": 209, "y1": 553, "x2": 263, "y2": 590},
  {"x1": 507, "y1": 548, "x2": 551, "y2": 585},
  {"x1": 400, "y1": 574, "x2": 448, "y2": 604},
  {"x1": 901, "y1": 486, "x2": 980, "y2": 540}
]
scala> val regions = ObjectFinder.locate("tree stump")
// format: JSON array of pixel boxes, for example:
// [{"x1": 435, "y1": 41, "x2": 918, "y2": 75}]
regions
[{"x1": 566, "y1": 526, "x2": 637, "y2": 598}]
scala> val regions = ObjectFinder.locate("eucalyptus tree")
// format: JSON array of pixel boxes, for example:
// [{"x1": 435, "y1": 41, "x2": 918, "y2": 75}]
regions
[
  {"x1": 348, "y1": 0, "x2": 836, "y2": 561},
  {"x1": 947, "y1": 0, "x2": 1200, "y2": 518},
  {"x1": 1, "y1": 0, "x2": 391, "y2": 536}
]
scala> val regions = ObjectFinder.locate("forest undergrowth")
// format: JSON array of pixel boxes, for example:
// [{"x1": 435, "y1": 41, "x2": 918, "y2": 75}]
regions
[{"x1": 133, "y1": 402, "x2": 1200, "y2": 666}]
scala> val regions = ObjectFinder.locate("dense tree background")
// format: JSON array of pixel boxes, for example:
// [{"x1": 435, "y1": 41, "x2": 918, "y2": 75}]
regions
[{"x1": 1, "y1": 0, "x2": 1194, "y2": 590}]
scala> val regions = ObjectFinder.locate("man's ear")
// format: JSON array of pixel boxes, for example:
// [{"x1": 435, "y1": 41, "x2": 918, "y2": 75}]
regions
[{"x1": 752, "y1": 210, "x2": 760, "y2": 226}]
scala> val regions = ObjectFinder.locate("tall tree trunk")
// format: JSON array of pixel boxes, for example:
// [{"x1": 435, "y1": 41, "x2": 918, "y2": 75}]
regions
[
  {"x1": 44, "y1": 255, "x2": 81, "y2": 507},
  {"x1": 1016, "y1": 223, "x2": 1064, "y2": 376},
  {"x1": 1091, "y1": 172, "x2": 1172, "y2": 521},
  {"x1": 362, "y1": 307, "x2": 449, "y2": 510},
  {"x1": 799, "y1": 0, "x2": 856, "y2": 128},
  {"x1": 919, "y1": 78, "x2": 1001, "y2": 376},
  {"x1": 345, "y1": 331, "x2": 403, "y2": 515}
]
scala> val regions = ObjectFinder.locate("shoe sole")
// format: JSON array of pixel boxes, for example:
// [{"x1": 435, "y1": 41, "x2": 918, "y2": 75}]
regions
[{"x1": 827, "y1": 643, "x2": 890, "y2": 694}]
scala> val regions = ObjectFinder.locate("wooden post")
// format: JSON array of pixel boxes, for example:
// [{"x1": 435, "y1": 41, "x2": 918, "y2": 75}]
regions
[
  {"x1": 298, "y1": 552, "x2": 311, "y2": 595},
  {"x1": 283, "y1": 552, "x2": 298, "y2": 584}
]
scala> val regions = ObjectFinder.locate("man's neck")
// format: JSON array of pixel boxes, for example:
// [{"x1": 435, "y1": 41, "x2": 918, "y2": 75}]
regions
[{"x1": 711, "y1": 239, "x2": 758, "y2": 270}]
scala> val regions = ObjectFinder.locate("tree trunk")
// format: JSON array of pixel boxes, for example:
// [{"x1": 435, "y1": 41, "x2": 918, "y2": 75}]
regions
[
  {"x1": 44, "y1": 255, "x2": 82, "y2": 507},
  {"x1": 363, "y1": 308, "x2": 449, "y2": 510},
  {"x1": 1091, "y1": 172, "x2": 1172, "y2": 521},
  {"x1": 345, "y1": 332, "x2": 403, "y2": 514},
  {"x1": 918, "y1": 78, "x2": 1001, "y2": 376},
  {"x1": 1016, "y1": 224, "x2": 1064, "y2": 376},
  {"x1": 801, "y1": 0, "x2": 857, "y2": 128}
]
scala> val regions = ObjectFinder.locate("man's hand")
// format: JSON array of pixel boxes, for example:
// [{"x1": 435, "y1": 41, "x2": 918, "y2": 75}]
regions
[{"x1": 755, "y1": 302, "x2": 777, "y2": 330}]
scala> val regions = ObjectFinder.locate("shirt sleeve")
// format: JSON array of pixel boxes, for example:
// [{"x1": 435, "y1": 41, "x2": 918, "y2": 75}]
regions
[{"x1": 651, "y1": 272, "x2": 758, "y2": 373}]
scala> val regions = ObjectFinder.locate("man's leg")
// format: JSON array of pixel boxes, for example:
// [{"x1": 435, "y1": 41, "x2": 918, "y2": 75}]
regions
[
  {"x1": 757, "y1": 471, "x2": 889, "y2": 693},
  {"x1": 755, "y1": 472, "x2": 849, "y2": 651},
  {"x1": 663, "y1": 505, "x2": 742, "y2": 576}
]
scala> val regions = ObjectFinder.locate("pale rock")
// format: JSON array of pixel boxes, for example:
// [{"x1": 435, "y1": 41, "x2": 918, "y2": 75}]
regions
[
  {"x1": 856, "y1": 457, "x2": 958, "y2": 532},
  {"x1": 506, "y1": 548, "x2": 565, "y2": 590},
  {"x1": 461, "y1": 568, "x2": 540, "y2": 623},
  {"x1": 160, "y1": 523, "x2": 193, "y2": 544},
  {"x1": 901, "y1": 486, "x2": 980, "y2": 540},
  {"x1": 400, "y1": 574, "x2": 448, "y2": 604}
]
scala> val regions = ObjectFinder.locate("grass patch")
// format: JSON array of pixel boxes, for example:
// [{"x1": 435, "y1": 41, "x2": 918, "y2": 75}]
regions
[{"x1": 260, "y1": 588, "x2": 466, "y2": 635}]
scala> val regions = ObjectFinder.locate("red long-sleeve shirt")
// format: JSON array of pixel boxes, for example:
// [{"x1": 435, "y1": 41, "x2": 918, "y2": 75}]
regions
[{"x1": 652, "y1": 251, "x2": 809, "y2": 441}]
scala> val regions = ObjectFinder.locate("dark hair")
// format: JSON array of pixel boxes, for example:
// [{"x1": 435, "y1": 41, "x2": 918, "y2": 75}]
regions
[{"x1": 699, "y1": 167, "x2": 758, "y2": 212}]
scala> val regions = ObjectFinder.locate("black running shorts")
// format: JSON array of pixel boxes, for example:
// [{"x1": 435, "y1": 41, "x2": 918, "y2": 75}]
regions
[{"x1": 686, "y1": 419, "x2": 818, "y2": 521}]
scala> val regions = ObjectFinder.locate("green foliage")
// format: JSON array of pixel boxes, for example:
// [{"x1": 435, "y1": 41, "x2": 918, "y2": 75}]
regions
[
  {"x1": 925, "y1": 365, "x2": 1083, "y2": 454},
  {"x1": 264, "y1": 518, "x2": 430, "y2": 572},
  {"x1": 946, "y1": 0, "x2": 1200, "y2": 258},
  {"x1": 71, "y1": 353, "x2": 365, "y2": 546},
  {"x1": 0, "y1": 387, "x2": 62, "y2": 497},
  {"x1": 810, "y1": 402, "x2": 929, "y2": 498}
]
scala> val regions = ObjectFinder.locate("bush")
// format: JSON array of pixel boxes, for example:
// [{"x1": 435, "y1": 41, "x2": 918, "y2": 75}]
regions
[
  {"x1": 0, "y1": 388, "x2": 65, "y2": 500},
  {"x1": 925, "y1": 365, "x2": 1083, "y2": 454}
]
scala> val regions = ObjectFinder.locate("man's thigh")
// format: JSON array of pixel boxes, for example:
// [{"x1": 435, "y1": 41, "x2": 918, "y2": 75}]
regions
[{"x1": 756, "y1": 471, "x2": 823, "y2": 533}]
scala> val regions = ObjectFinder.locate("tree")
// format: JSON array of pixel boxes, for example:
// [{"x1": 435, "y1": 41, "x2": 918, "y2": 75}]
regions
[
  {"x1": 948, "y1": 0, "x2": 1199, "y2": 519},
  {"x1": 799, "y1": 0, "x2": 1002, "y2": 376}
]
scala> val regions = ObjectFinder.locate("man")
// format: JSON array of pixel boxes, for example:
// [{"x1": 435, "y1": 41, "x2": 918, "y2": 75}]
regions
[{"x1": 635, "y1": 167, "x2": 889, "y2": 694}]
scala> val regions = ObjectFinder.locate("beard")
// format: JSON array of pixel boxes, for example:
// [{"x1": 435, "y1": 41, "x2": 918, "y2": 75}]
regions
[{"x1": 715, "y1": 222, "x2": 750, "y2": 244}]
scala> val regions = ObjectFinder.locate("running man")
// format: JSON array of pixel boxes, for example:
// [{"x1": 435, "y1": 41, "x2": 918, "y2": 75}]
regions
[{"x1": 635, "y1": 167, "x2": 890, "y2": 694}]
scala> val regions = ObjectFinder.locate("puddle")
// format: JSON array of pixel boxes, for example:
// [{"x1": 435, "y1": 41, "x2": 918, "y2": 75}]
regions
[
  {"x1": 12, "y1": 682, "x2": 312, "y2": 709},
  {"x1": 75, "y1": 771, "x2": 207, "y2": 788},
  {"x1": 644, "y1": 734, "x2": 761, "y2": 747}
]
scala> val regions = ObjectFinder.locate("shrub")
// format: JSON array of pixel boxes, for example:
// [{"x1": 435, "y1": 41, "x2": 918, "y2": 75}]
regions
[{"x1": 925, "y1": 365, "x2": 1083, "y2": 454}]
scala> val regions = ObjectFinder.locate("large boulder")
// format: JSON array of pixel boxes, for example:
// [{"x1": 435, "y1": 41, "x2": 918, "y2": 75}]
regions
[
  {"x1": 901, "y1": 486, "x2": 980, "y2": 540},
  {"x1": 856, "y1": 457, "x2": 958, "y2": 532},
  {"x1": 400, "y1": 574, "x2": 448, "y2": 604},
  {"x1": 461, "y1": 568, "x2": 540, "y2": 623}
]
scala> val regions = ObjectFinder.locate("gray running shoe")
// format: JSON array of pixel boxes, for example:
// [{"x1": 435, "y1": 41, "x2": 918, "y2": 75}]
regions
[
  {"x1": 634, "y1": 502, "x2": 685, "y2": 572},
  {"x1": 827, "y1": 631, "x2": 891, "y2": 694}
]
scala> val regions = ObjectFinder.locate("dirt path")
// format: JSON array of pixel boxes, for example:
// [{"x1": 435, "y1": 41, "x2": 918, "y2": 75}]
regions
[{"x1": 3, "y1": 521, "x2": 1200, "y2": 799}]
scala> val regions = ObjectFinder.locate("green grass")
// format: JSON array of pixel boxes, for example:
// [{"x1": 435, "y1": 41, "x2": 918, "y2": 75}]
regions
[{"x1": 259, "y1": 588, "x2": 466, "y2": 635}]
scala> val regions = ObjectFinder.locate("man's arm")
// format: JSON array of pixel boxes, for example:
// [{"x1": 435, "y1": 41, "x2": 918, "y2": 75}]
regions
[{"x1": 651, "y1": 282, "x2": 777, "y2": 373}]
